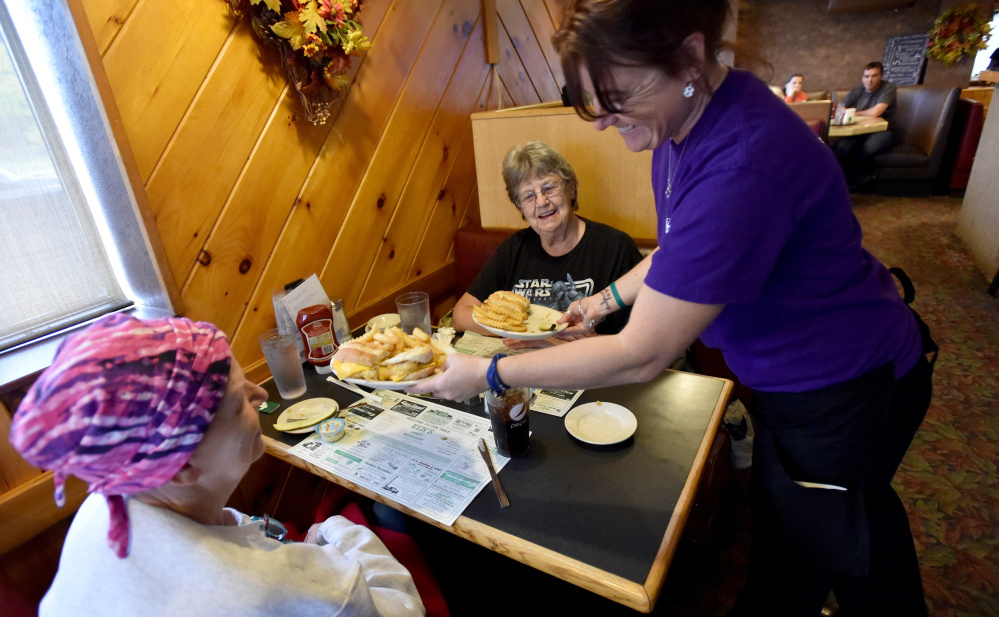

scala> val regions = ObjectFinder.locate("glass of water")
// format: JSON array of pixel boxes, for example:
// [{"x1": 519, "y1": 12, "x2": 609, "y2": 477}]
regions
[
  {"x1": 395, "y1": 291, "x2": 432, "y2": 336},
  {"x1": 258, "y1": 328, "x2": 307, "y2": 399}
]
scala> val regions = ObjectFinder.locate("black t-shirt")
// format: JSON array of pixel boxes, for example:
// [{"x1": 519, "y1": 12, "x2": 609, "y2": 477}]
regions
[{"x1": 466, "y1": 218, "x2": 643, "y2": 334}]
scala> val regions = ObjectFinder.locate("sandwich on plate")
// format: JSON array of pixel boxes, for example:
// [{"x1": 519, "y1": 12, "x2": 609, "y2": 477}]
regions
[{"x1": 331, "y1": 326, "x2": 445, "y2": 382}]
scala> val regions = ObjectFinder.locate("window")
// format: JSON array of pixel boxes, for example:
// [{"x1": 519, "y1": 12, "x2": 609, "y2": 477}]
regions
[
  {"x1": 972, "y1": 10, "x2": 999, "y2": 78},
  {"x1": 0, "y1": 2, "x2": 175, "y2": 388}
]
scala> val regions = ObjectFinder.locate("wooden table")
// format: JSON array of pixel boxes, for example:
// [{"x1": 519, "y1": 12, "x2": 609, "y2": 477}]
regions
[
  {"x1": 828, "y1": 117, "x2": 889, "y2": 138},
  {"x1": 259, "y1": 367, "x2": 731, "y2": 613}
]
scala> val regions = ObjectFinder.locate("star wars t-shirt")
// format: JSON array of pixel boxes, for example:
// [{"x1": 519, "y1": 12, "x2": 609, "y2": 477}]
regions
[{"x1": 466, "y1": 218, "x2": 643, "y2": 335}]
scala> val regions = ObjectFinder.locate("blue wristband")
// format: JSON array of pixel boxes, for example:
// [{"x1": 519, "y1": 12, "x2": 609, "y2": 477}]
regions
[{"x1": 486, "y1": 353, "x2": 509, "y2": 395}]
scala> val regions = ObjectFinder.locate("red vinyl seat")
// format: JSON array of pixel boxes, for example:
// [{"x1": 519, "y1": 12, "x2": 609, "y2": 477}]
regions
[
  {"x1": 940, "y1": 98, "x2": 984, "y2": 192},
  {"x1": 0, "y1": 570, "x2": 37, "y2": 617}
]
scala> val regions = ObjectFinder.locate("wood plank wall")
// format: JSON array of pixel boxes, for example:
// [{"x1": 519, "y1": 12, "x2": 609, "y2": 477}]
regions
[{"x1": 76, "y1": 0, "x2": 567, "y2": 370}]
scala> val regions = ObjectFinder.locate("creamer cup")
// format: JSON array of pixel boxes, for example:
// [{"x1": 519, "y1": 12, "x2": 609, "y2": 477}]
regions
[{"x1": 315, "y1": 417, "x2": 346, "y2": 442}]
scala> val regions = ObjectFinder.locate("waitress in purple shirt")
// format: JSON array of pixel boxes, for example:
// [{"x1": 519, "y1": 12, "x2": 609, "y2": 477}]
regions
[{"x1": 410, "y1": 1, "x2": 933, "y2": 614}]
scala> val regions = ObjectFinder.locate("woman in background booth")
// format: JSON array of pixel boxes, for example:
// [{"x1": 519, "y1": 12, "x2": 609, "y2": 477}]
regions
[
  {"x1": 784, "y1": 72, "x2": 808, "y2": 102},
  {"x1": 412, "y1": 1, "x2": 933, "y2": 615},
  {"x1": 10, "y1": 314, "x2": 425, "y2": 617},
  {"x1": 452, "y1": 140, "x2": 642, "y2": 347}
]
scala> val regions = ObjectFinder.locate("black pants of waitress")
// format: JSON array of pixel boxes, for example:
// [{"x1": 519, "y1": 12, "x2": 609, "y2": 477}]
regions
[{"x1": 731, "y1": 355, "x2": 932, "y2": 617}]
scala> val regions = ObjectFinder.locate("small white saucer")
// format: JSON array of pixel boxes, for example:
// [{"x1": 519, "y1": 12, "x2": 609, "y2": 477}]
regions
[
  {"x1": 366, "y1": 313, "x2": 401, "y2": 332},
  {"x1": 564, "y1": 402, "x2": 637, "y2": 445},
  {"x1": 275, "y1": 398, "x2": 339, "y2": 434}
]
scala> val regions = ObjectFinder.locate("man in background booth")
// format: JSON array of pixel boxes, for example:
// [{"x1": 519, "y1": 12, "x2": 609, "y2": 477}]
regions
[{"x1": 833, "y1": 61, "x2": 897, "y2": 191}]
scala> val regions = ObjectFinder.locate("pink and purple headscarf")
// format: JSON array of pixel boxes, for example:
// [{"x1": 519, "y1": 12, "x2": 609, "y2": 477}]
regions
[{"x1": 9, "y1": 314, "x2": 231, "y2": 558}]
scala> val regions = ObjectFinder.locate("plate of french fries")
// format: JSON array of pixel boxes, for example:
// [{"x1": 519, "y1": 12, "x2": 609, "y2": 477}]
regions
[
  {"x1": 472, "y1": 291, "x2": 568, "y2": 341},
  {"x1": 332, "y1": 325, "x2": 453, "y2": 390}
]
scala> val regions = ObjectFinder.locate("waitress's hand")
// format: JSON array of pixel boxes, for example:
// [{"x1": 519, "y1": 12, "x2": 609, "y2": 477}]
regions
[
  {"x1": 502, "y1": 335, "x2": 582, "y2": 350},
  {"x1": 406, "y1": 353, "x2": 490, "y2": 402},
  {"x1": 557, "y1": 296, "x2": 605, "y2": 337}
]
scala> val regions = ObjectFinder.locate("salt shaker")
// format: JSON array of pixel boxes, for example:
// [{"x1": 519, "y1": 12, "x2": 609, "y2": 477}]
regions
[{"x1": 331, "y1": 298, "x2": 353, "y2": 344}]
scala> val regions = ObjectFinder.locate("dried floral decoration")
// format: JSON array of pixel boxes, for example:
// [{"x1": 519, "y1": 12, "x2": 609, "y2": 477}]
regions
[
  {"x1": 926, "y1": 3, "x2": 991, "y2": 68},
  {"x1": 226, "y1": 0, "x2": 371, "y2": 124}
]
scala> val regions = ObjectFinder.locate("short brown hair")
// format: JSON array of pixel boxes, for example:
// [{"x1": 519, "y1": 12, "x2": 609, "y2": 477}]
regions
[
  {"x1": 502, "y1": 141, "x2": 579, "y2": 213},
  {"x1": 554, "y1": 0, "x2": 731, "y2": 121}
]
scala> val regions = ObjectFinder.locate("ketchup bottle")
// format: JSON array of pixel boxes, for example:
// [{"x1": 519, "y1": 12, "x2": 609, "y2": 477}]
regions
[{"x1": 296, "y1": 304, "x2": 337, "y2": 374}]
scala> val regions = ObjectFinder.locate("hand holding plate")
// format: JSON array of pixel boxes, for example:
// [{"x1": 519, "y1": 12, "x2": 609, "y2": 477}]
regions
[
  {"x1": 558, "y1": 296, "x2": 603, "y2": 337},
  {"x1": 405, "y1": 353, "x2": 490, "y2": 402}
]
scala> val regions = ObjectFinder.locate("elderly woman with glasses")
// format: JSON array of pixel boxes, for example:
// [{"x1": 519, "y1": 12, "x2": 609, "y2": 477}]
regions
[
  {"x1": 413, "y1": 1, "x2": 934, "y2": 615},
  {"x1": 452, "y1": 140, "x2": 642, "y2": 347},
  {"x1": 11, "y1": 314, "x2": 425, "y2": 617}
]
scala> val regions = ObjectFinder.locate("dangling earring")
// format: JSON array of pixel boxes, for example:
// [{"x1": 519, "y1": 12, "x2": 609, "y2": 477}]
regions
[{"x1": 683, "y1": 82, "x2": 695, "y2": 98}]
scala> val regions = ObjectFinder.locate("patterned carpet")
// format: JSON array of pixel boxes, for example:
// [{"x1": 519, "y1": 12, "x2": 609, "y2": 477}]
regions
[
  {"x1": 852, "y1": 194, "x2": 999, "y2": 617},
  {"x1": 654, "y1": 193, "x2": 999, "y2": 617},
  {"x1": 615, "y1": 194, "x2": 995, "y2": 617},
  {"x1": 419, "y1": 194, "x2": 999, "y2": 616}
]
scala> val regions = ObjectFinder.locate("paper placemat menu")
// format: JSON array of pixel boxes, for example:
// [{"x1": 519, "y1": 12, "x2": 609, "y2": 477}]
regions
[
  {"x1": 288, "y1": 390, "x2": 509, "y2": 526},
  {"x1": 532, "y1": 389, "x2": 584, "y2": 417}
]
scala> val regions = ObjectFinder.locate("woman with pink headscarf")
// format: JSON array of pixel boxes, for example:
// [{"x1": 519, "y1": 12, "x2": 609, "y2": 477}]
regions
[{"x1": 10, "y1": 314, "x2": 424, "y2": 617}]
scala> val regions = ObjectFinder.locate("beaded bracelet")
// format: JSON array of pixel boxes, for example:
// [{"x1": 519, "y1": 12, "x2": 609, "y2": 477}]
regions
[{"x1": 487, "y1": 353, "x2": 509, "y2": 395}]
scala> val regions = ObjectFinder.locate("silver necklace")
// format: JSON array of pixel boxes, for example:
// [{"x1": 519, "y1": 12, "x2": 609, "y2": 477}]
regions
[{"x1": 666, "y1": 138, "x2": 688, "y2": 199}]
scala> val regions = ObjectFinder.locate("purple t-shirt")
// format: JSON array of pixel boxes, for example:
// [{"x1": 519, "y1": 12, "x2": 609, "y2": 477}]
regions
[{"x1": 645, "y1": 69, "x2": 920, "y2": 392}]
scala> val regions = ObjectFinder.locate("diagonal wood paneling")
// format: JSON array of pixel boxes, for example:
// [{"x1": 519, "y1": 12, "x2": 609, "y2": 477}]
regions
[
  {"x1": 146, "y1": 21, "x2": 285, "y2": 280},
  {"x1": 75, "y1": 0, "x2": 567, "y2": 369},
  {"x1": 179, "y1": 89, "x2": 330, "y2": 336},
  {"x1": 492, "y1": 8, "x2": 541, "y2": 107},
  {"x1": 407, "y1": 122, "x2": 482, "y2": 281},
  {"x1": 100, "y1": 0, "x2": 235, "y2": 181},
  {"x1": 318, "y1": 0, "x2": 480, "y2": 311},
  {"x1": 83, "y1": 0, "x2": 138, "y2": 54},
  {"x1": 497, "y1": 0, "x2": 561, "y2": 102},
  {"x1": 521, "y1": 0, "x2": 564, "y2": 86},
  {"x1": 180, "y1": 0, "x2": 393, "y2": 337},
  {"x1": 228, "y1": 0, "x2": 447, "y2": 361},
  {"x1": 361, "y1": 97, "x2": 484, "y2": 304},
  {"x1": 352, "y1": 11, "x2": 496, "y2": 305},
  {"x1": 408, "y1": 80, "x2": 496, "y2": 280}
]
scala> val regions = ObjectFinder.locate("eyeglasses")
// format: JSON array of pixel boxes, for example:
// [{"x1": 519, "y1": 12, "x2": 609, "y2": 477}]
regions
[{"x1": 517, "y1": 181, "x2": 566, "y2": 209}]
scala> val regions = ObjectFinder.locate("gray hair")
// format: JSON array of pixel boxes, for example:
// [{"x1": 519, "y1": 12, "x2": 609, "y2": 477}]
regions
[{"x1": 501, "y1": 141, "x2": 579, "y2": 213}]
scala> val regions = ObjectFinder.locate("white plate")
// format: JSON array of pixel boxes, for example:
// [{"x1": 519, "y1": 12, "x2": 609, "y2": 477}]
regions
[
  {"x1": 366, "y1": 313, "x2": 401, "y2": 333},
  {"x1": 275, "y1": 398, "x2": 340, "y2": 434},
  {"x1": 345, "y1": 376, "x2": 432, "y2": 391},
  {"x1": 564, "y1": 402, "x2": 637, "y2": 445},
  {"x1": 473, "y1": 304, "x2": 568, "y2": 340},
  {"x1": 336, "y1": 338, "x2": 453, "y2": 391}
]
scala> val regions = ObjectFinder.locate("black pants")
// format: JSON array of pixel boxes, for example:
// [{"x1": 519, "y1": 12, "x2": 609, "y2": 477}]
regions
[
  {"x1": 731, "y1": 356, "x2": 932, "y2": 617},
  {"x1": 833, "y1": 131, "x2": 893, "y2": 189}
]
